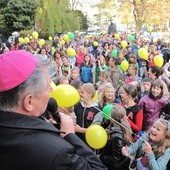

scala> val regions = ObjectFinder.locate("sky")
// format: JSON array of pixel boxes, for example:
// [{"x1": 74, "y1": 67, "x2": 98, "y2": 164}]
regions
[{"x1": 74, "y1": 0, "x2": 101, "y2": 21}]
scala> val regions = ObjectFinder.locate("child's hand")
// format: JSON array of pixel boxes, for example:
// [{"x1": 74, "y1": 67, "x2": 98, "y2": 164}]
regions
[
  {"x1": 121, "y1": 146, "x2": 129, "y2": 156},
  {"x1": 74, "y1": 124, "x2": 82, "y2": 132},
  {"x1": 143, "y1": 142, "x2": 152, "y2": 154}
]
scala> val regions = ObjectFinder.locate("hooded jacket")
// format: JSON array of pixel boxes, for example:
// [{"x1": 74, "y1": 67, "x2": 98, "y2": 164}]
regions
[{"x1": 74, "y1": 101, "x2": 103, "y2": 141}]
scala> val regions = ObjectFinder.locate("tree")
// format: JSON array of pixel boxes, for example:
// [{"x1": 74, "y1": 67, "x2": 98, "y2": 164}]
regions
[
  {"x1": 75, "y1": 10, "x2": 88, "y2": 30},
  {"x1": 35, "y1": 0, "x2": 88, "y2": 37},
  {"x1": 94, "y1": 0, "x2": 170, "y2": 32},
  {"x1": 0, "y1": 0, "x2": 37, "y2": 38},
  {"x1": 120, "y1": 0, "x2": 170, "y2": 31}
]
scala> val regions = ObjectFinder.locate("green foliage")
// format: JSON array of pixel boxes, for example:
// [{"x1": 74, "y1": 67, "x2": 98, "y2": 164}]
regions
[
  {"x1": 35, "y1": 0, "x2": 88, "y2": 37},
  {"x1": 0, "y1": 0, "x2": 37, "y2": 37}
]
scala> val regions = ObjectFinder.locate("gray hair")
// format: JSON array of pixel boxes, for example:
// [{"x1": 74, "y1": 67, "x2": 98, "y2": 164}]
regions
[{"x1": 0, "y1": 57, "x2": 50, "y2": 111}]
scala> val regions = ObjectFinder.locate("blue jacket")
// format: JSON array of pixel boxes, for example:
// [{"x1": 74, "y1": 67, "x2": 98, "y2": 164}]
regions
[{"x1": 128, "y1": 133, "x2": 170, "y2": 170}]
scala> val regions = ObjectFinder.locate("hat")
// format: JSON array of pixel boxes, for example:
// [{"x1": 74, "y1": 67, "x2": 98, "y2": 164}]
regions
[{"x1": 0, "y1": 50, "x2": 37, "y2": 92}]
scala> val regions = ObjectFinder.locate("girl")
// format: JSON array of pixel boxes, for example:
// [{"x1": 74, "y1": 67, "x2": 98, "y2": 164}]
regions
[
  {"x1": 128, "y1": 54, "x2": 139, "y2": 69},
  {"x1": 124, "y1": 64, "x2": 142, "y2": 85},
  {"x1": 122, "y1": 118, "x2": 170, "y2": 170},
  {"x1": 120, "y1": 84, "x2": 143, "y2": 135},
  {"x1": 108, "y1": 55, "x2": 124, "y2": 91},
  {"x1": 100, "y1": 104, "x2": 132, "y2": 170},
  {"x1": 148, "y1": 66, "x2": 170, "y2": 100},
  {"x1": 69, "y1": 67, "x2": 80, "y2": 84},
  {"x1": 139, "y1": 79, "x2": 167, "y2": 131},
  {"x1": 93, "y1": 55, "x2": 108, "y2": 84},
  {"x1": 96, "y1": 71, "x2": 112, "y2": 100},
  {"x1": 80, "y1": 54, "x2": 93, "y2": 83},
  {"x1": 98, "y1": 83, "x2": 121, "y2": 109},
  {"x1": 74, "y1": 83, "x2": 103, "y2": 143},
  {"x1": 61, "y1": 56, "x2": 72, "y2": 77}
]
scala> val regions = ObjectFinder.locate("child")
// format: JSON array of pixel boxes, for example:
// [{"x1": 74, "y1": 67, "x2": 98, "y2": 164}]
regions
[
  {"x1": 96, "y1": 71, "x2": 112, "y2": 100},
  {"x1": 61, "y1": 56, "x2": 72, "y2": 77},
  {"x1": 80, "y1": 54, "x2": 93, "y2": 83},
  {"x1": 74, "y1": 83, "x2": 103, "y2": 143},
  {"x1": 93, "y1": 55, "x2": 108, "y2": 84},
  {"x1": 98, "y1": 83, "x2": 121, "y2": 109},
  {"x1": 100, "y1": 104, "x2": 132, "y2": 170},
  {"x1": 141, "y1": 77, "x2": 152, "y2": 98},
  {"x1": 120, "y1": 84, "x2": 143, "y2": 136},
  {"x1": 139, "y1": 79, "x2": 168, "y2": 131},
  {"x1": 70, "y1": 67, "x2": 80, "y2": 84},
  {"x1": 122, "y1": 118, "x2": 170, "y2": 170}
]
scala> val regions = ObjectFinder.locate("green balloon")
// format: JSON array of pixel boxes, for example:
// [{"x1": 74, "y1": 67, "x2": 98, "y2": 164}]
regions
[
  {"x1": 68, "y1": 32, "x2": 74, "y2": 40},
  {"x1": 112, "y1": 49, "x2": 118, "y2": 58},
  {"x1": 102, "y1": 104, "x2": 113, "y2": 120},
  {"x1": 128, "y1": 35, "x2": 135, "y2": 42}
]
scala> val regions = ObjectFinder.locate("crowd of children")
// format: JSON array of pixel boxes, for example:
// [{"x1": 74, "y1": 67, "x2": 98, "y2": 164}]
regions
[{"x1": 1, "y1": 32, "x2": 170, "y2": 170}]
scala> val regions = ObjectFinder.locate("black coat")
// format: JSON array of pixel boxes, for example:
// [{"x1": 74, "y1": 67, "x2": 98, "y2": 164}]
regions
[
  {"x1": 0, "y1": 110, "x2": 107, "y2": 170},
  {"x1": 100, "y1": 125, "x2": 130, "y2": 170}
]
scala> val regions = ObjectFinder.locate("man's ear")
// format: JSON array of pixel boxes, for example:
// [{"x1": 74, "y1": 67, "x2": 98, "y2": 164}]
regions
[{"x1": 22, "y1": 95, "x2": 34, "y2": 112}]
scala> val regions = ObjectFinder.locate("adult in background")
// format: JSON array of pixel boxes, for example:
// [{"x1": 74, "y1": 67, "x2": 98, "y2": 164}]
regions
[{"x1": 0, "y1": 51, "x2": 107, "y2": 170}]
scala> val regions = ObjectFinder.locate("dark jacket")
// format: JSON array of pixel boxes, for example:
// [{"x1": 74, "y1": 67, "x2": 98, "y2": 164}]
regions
[
  {"x1": 100, "y1": 125, "x2": 130, "y2": 170},
  {"x1": 0, "y1": 110, "x2": 107, "y2": 170},
  {"x1": 74, "y1": 101, "x2": 103, "y2": 142}
]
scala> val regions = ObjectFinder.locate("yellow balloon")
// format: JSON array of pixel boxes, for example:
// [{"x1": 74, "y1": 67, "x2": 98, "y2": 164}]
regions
[
  {"x1": 121, "y1": 40, "x2": 127, "y2": 48},
  {"x1": 49, "y1": 36, "x2": 53, "y2": 41},
  {"x1": 50, "y1": 84, "x2": 80, "y2": 108},
  {"x1": 61, "y1": 40, "x2": 65, "y2": 45},
  {"x1": 24, "y1": 37, "x2": 30, "y2": 43},
  {"x1": 154, "y1": 55, "x2": 164, "y2": 67},
  {"x1": 93, "y1": 41, "x2": 98, "y2": 47},
  {"x1": 63, "y1": 34, "x2": 69, "y2": 41},
  {"x1": 67, "y1": 47, "x2": 76, "y2": 56},
  {"x1": 30, "y1": 36, "x2": 33, "y2": 40},
  {"x1": 85, "y1": 125, "x2": 108, "y2": 149},
  {"x1": 148, "y1": 26, "x2": 153, "y2": 32},
  {"x1": 102, "y1": 30, "x2": 107, "y2": 35},
  {"x1": 19, "y1": 37, "x2": 24, "y2": 43},
  {"x1": 38, "y1": 39, "x2": 45, "y2": 46},
  {"x1": 32, "y1": 31, "x2": 39, "y2": 39},
  {"x1": 138, "y1": 48, "x2": 148, "y2": 60},
  {"x1": 115, "y1": 33, "x2": 120, "y2": 39},
  {"x1": 120, "y1": 60, "x2": 129, "y2": 71},
  {"x1": 93, "y1": 91, "x2": 98, "y2": 102}
]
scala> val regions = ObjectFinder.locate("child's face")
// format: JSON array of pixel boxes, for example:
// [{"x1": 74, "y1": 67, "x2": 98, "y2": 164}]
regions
[
  {"x1": 104, "y1": 88, "x2": 115, "y2": 101},
  {"x1": 129, "y1": 57, "x2": 135, "y2": 62},
  {"x1": 120, "y1": 89, "x2": 129, "y2": 102},
  {"x1": 84, "y1": 55, "x2": 90, "y2": 62},
  {"x1": 79, "y1": 88, "x2": 92, "y2": 101},
  {"x1": 151, "y1": 85, "x2": 161, "y2": 98},
  {"x1": 99, "y1": 74, "x2": 106, "y2": 82},
  {"x1": 143, "y1": 82, "x2": 151, "y2": 92},
  {"x1": 71, "y1": 70, "x2": 79, "y2": 80},
  {"x1": 150, "y1": 120, "x2": 167, "y2": 142},
  {"x1": 62, "y1": 58, "x2": 69, "y2": 65}
]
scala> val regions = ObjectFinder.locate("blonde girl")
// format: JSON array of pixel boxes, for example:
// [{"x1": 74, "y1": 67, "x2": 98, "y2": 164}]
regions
[{"x1": 122, "y1": 118, "x2": 170, "y2": 170}]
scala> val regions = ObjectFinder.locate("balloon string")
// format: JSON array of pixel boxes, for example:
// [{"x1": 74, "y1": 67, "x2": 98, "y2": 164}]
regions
[{"x1": 81, "y1": 99, "x2": 137, "y2": 137}]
